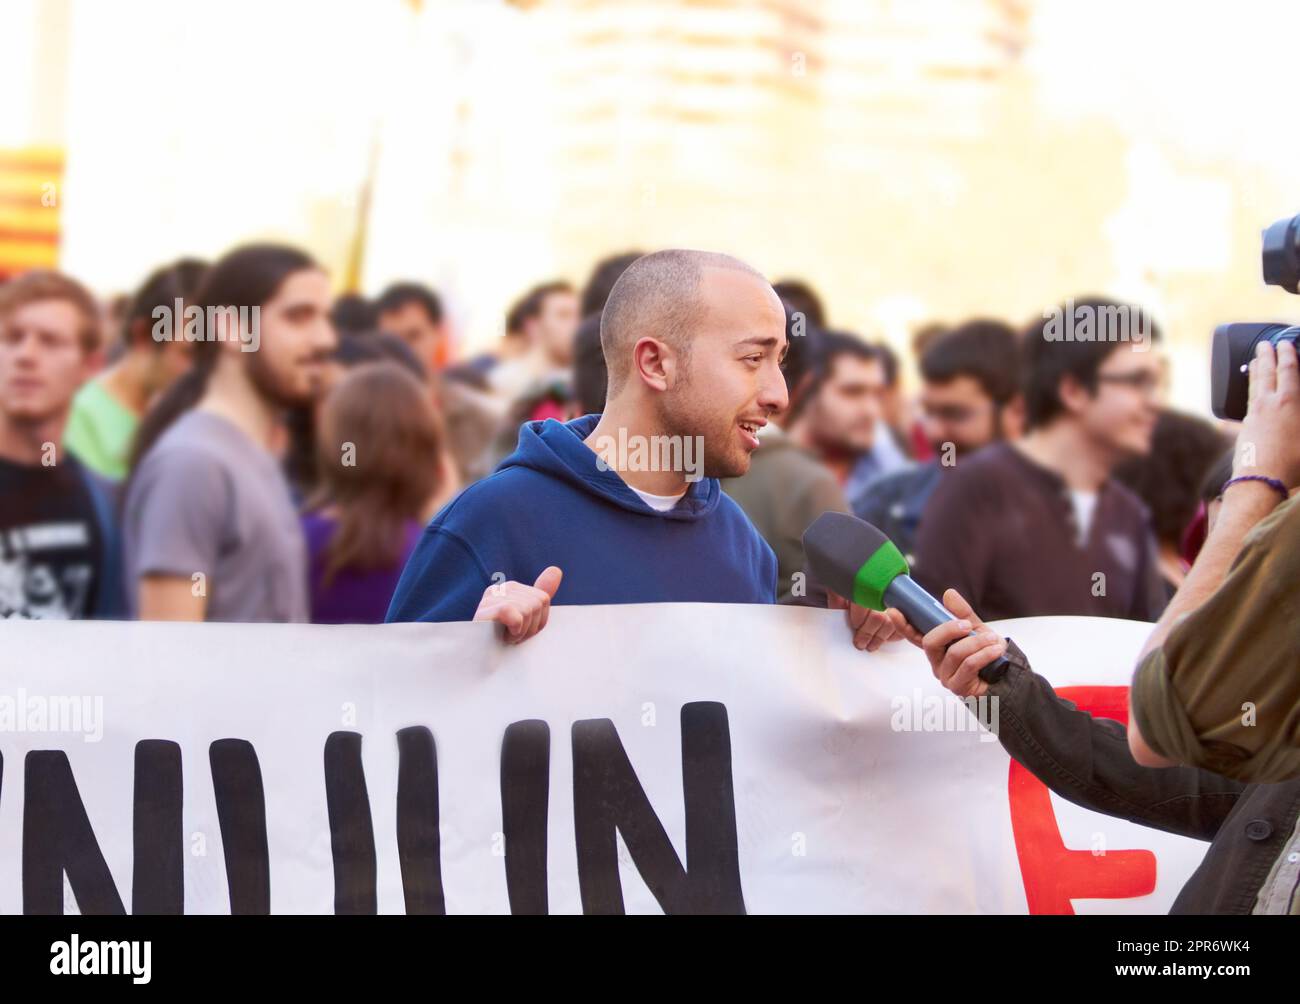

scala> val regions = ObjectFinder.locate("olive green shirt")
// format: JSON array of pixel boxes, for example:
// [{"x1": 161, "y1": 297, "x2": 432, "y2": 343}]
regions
[{"x1": 1132, "y1": 493, "x2": 1300, "y2": 784}]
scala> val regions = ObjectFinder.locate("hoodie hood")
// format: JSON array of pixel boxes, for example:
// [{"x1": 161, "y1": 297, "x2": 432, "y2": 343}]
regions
[{"x1": 496, "y1": 414, "x2": 722, "y2": 521}]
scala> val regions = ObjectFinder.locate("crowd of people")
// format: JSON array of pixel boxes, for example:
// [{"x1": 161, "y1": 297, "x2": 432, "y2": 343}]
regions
[
  {"x1": 0, "y1": 243, "x2": 1237, "y2": 628},
  {"x1": 7, "y1": 242, "x2": 1300, "y2": 916}
]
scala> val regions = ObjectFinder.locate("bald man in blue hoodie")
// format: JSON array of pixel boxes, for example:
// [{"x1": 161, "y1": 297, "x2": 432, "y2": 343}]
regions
[{"x1": 387, "y1": 249, "x2": 901, "y2": 651}]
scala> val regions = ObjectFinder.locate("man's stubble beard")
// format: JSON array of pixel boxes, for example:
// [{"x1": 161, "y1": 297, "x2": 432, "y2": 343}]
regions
[
  {"x1": 658, "y1": 383, "x2": 749, "y2": 480},
  {"x1": 247, "y1": 349, "x2": 317, "y2": 410},
  {"x1": 810, "y1": 406, "x2": 873, "y2": 460}
]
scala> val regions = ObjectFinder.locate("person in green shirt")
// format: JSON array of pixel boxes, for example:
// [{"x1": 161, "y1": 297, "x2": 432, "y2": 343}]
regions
[{"x1": 65, "y1": 259, "x2": 207, "y2": 479}]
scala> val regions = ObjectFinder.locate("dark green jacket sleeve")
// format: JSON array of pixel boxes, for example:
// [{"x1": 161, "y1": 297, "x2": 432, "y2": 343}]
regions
[{"x1": 991, "y1": 640, "x2": 1245, "y2": 842}]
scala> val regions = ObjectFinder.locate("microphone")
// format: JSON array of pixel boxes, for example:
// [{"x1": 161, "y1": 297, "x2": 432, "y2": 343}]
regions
[{"x1": 801, "y1": 511, "x2": 1009, "y2": 683}]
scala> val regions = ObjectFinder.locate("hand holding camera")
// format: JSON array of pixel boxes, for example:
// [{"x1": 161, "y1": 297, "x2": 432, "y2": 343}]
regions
[
  {"x1": 1212, "y1": 213, "x2": 1300, "y2": 493},
  {"x1": 1232, "y1": 338, "x2": 1300, "y2": 491}
]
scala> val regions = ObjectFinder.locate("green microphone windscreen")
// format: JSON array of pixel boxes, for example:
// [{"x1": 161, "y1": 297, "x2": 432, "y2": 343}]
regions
[{"x1": 802, "y1": 511, "x2": 909, "y2": 611}]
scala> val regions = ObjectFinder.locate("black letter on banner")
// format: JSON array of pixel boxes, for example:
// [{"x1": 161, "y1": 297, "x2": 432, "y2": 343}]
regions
[
  {"x1": 571, "y1": 701, "x2": 745, "y2": 915},
  {"x1": 209, "y1": 739, "x2": 270, "y2": 914},
  {"x1": 22, "y1": 751, "x2": 125, "y2": 915},
  {"x1": 132, "y1": 740, "x2": 183, "y2": 914},
  {"x1": 501, "y1": 719, "x2": 550, "y2": 914},
  {"x1": 395, "y1": 726, "x2": 445, "y2": 914},
  {"x1": 325, "y1": 731, "x2": 377, "y2": 914}
]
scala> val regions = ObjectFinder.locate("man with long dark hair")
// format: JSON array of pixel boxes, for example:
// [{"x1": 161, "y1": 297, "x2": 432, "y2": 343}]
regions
[{"x1": 123, "y1": 244, "x2": 336, "y2": 622}]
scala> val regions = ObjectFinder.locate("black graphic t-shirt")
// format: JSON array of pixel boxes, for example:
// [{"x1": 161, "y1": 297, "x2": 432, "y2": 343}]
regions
[{"x1": 0, "y1": 457, "x2": 102, "y2": 619}]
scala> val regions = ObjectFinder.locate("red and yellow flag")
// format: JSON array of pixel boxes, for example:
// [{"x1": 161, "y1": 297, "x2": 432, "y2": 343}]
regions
[{"x1": 0, "y1": 147, "x2": 64, "y2": 278}]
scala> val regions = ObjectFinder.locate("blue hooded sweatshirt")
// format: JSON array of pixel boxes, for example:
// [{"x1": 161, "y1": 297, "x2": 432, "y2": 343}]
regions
[{"x1": 386, "y1": 414, "x2": 777, "y2": 622}]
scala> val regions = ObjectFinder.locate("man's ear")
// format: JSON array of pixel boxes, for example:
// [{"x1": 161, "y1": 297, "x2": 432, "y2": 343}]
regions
[
  {"x1": 1057, "y1": 373, "x2": 1092, "y2": 416},
  {"x1": 631, "y1": 336, "x2": 671, "y2": 392}
]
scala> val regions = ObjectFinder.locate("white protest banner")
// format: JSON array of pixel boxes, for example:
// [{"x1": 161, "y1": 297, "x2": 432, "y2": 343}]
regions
[{"x1": 0, "y1": 605, "x2": 1205, "y2": 914}]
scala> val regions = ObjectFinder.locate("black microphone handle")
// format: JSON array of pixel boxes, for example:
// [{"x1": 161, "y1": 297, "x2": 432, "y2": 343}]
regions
[{"x1": 882, "y1": 575, "x2": 1009, "y2": 683}]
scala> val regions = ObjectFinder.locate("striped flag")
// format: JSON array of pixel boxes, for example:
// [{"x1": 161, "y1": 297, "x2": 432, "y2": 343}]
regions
[{"x1": 0, "y1": 147, "x2": 64, "y2": 278}]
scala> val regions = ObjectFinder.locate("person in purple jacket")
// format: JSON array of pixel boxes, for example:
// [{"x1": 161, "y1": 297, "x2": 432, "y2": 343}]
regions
[{"x1": 304, "y1": 361, "x2": 452, "y2": 623}]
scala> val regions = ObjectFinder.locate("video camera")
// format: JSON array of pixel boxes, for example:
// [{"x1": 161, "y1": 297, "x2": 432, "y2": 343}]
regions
[{"x1": 1211, "y1": 214, "x2": 1300, "y2": 420}]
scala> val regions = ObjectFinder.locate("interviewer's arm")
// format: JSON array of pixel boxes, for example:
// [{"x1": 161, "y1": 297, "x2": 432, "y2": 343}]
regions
[
  {"x1": 1127, "y1": 484, "x2": 1280, "y2": 766},
  {"x1": 917, "y1": 591, "x2": 1246, "y2": 841},
  {"x1": 1128, "y1": 495, "x2": 1299, "y2": 778},
  {"x1": 1128, "y1": 339, "x2": 1300, "y2": 776},
  {"x1": 1132, "y1": 484, "x2": 1281, "y2": 669}
]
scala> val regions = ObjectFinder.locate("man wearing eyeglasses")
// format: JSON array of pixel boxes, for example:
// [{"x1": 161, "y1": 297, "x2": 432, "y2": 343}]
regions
[
  {"x1": 852, "y1": 319, "x2": 1024, "y2": 559},
  {"x1": 910, "y1": 298, "x2": 1169, "y2": 621}
]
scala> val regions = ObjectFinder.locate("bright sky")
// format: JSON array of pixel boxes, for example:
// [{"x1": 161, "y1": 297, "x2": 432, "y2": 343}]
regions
[{"x1": 2, "y1": 0, "x2": 1297, "y2": 410}]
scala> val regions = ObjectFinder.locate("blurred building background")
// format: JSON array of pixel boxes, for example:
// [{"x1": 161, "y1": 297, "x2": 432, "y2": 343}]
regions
[{"x1": 2, "y1": 0, "x2": 1298, "y2": 410}]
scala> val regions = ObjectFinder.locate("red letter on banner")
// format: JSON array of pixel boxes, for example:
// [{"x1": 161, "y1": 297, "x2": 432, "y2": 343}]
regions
[{"x1": 1007, "y1": 686, "x2": 1156, "y2": 914}]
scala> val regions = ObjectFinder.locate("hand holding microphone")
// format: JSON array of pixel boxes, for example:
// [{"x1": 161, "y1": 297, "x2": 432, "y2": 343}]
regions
[
  {"x1": 913, "y1": 590, "x2": 1008, "y2": 698},
  {"x1": 802, "y1": 512, "x2": 1010, "y2": 684}
]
